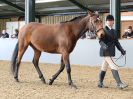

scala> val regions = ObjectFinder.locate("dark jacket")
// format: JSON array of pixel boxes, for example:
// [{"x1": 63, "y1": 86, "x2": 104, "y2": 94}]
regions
[
  {"x1": 122, "y1": 31, "x2": 133, "y2": 38},
  {"x1": 99, "y1": 26, "x2": 124, "y2": 57},
  {"x1": 2, "y1": 33, "x2": 9, "y2": 38}
]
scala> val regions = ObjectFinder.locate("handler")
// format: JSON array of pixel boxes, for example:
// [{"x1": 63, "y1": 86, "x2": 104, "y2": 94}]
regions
[{"x1": 98, "y1": 15, "x2": 128, "y2": 89}]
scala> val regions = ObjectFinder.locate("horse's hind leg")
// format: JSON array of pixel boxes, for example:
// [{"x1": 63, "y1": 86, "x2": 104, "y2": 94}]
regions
[
  {"x1": 32, "y1": 48, "x2": 46, "y2": 84},
  {"x1": 14, "y1": 45, "x2": 28, "y2": 82},
  {"x1": 49, "y1": 56, "x2": 65, "y2": 85}
]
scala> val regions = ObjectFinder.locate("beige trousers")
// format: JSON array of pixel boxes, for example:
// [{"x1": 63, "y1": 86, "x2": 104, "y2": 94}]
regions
[{"x1": 101, "y1": 56, "x2": 118, "y2": 71}]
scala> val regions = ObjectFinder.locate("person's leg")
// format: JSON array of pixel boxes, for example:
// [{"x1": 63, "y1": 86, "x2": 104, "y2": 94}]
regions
[
  {"x1": 98, "y1": 58, "x2": 108, "y2": 88},
  {"x1": 105, "y1": 57, "x2": 128, "y2": 89}
]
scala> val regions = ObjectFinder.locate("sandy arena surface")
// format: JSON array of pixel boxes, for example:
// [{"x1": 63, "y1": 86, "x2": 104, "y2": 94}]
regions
[{"x1": 0, "y1": 60, "x2": 133, "y2": 99}]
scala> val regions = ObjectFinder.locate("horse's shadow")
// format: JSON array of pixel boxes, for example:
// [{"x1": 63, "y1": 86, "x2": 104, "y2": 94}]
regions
[{"x1": 121, "y1": 87, "x2": 133, "y2": 92}]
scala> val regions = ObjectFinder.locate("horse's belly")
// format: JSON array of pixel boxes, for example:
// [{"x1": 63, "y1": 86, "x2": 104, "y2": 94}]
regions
[
  {"x1": 32, "y1": 41, "x2": 59, "y2": 53},
  {"x1": 43, "y1": 49, "x2": 58, "y2": 53}
]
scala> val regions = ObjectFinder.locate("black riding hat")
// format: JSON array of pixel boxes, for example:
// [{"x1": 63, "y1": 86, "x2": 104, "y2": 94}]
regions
[{"x1": 106, "y1": 15, "x2": 114, "y2": 21}]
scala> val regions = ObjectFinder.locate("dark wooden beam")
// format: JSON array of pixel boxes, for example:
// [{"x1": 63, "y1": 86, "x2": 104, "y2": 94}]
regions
[
  {"x1": 0, "y1": 0, "x2": 25, "y2": 12},
  {"x1": 68, "y1": 0, "x2": 94, "y2": 12}
]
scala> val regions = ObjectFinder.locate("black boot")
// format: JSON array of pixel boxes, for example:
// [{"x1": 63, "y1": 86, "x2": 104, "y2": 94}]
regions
[
  {"x1": 111, "y1": 69, "x2": 128, "y2": 89},
  {"x1": 98, "y1": 71, "x2": 108, "y2": 88}
]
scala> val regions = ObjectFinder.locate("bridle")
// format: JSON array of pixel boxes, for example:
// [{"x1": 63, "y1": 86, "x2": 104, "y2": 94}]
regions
[
  {"x1": 95, "y1": 28, "x2": 104, "y2": 35},
  {"x1": 89, "y1": 17, "x2": 104, "y2": 35}
]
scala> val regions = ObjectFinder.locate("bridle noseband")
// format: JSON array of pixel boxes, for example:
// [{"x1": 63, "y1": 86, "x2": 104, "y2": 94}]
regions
[{"x1": 95, "y1": 28, "x2": 104, "y2": 35}]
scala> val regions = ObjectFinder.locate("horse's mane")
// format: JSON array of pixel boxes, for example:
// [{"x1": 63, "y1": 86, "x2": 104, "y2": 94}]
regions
[{"x1": 61, "y1": 15, "x2": 87, "y2": 23}]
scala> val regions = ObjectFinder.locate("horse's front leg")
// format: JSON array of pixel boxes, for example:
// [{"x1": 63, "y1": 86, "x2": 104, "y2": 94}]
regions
[{"x1": 63, "y1": 53, "x2": 77, "y2": 89}]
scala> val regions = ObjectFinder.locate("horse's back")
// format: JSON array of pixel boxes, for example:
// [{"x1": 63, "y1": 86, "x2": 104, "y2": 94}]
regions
[
  {"x1": 20, "y1": 22, "x2": 62, "y2": 34},
  {"x1": 19, "y1": 22, "x2": 58, "y2": 39}
]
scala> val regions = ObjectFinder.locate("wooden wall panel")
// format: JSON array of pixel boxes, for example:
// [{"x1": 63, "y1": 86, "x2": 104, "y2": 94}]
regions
[
  {"x1": 41, "y1": 15, "x2": 79, "y2": 24},
  {"x1": 0, "y1": 19, "x2": 10, "y2": 32}
]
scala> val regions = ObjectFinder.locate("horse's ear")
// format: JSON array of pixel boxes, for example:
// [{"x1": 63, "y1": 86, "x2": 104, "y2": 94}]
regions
[
  {"x1": 95, "y1": 11, "x2": 99, "y2": 15},
  {"x1": 95, "y1": 11, "x2": 100, "y2": 18},
  {"x1": 87, "y1": 11, "x2": 93, "y2": 17}
]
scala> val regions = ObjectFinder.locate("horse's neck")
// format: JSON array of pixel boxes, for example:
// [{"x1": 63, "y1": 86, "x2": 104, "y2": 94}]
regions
[{"x1": 73, "y1": 18, "x2": 89, "y2": 39}]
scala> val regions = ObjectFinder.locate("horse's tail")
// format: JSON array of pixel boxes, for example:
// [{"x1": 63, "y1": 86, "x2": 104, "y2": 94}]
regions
[{"x1": 11, "y1": 42, "x2": 19, "y2": 75}]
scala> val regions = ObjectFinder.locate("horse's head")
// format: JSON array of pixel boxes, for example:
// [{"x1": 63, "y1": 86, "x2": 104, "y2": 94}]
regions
[{"x1": 86, "y1": 11, "x2": 105, "y2": 39}]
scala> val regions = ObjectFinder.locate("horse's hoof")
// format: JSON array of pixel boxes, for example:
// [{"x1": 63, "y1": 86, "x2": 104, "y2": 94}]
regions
[
  {"x1": 48, "y1": 79, "x2": 53, "y2": 85},
  {"x1": 40, "y1": 77, "x2": 46, "y2": 84},
  {"x1": 69, "y1": 83, "x2": 78, "y2": 89},
  {"x1": 41, "y1": 79, "x2": 46, "y2": 84},
  {"x1": 14, "y1": 77, "x2": 19, "y2": 82}
]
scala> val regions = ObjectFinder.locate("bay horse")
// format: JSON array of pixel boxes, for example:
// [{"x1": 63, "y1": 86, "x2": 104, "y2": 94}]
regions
[{"x1": 11, "y1": 11, "x2": 105, "y2": 89}]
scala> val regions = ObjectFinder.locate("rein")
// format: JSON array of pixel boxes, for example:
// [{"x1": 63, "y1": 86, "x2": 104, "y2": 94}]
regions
[
  {"x1": 110, "y1": 52, "x2": 126, "y2": 67},
  {"x1": 106, "y1": 40, "x2": 127, "y2": 67}
]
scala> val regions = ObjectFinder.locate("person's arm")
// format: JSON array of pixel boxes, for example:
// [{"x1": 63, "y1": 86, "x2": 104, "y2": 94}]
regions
[
  {"x1": 2, "y1": 34, "x2": 6, "y2": 38},
  {"x1": 126, "y1": 32, "x2": 132, "y2": 38},
  {"x1": 122, "y1": 32, "x2": 127, "y2": 38},
  {"x1": 115, "y1": 40, "x2": 125, "y2": 55},
  {"x1": 99, "y1": 37, "x2": 108, "y2": 50}
]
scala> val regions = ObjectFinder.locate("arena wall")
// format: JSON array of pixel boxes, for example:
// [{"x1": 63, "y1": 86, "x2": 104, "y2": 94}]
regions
[{"x1": 0, "y1": 38, "x2": 132, "y2": 67}]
